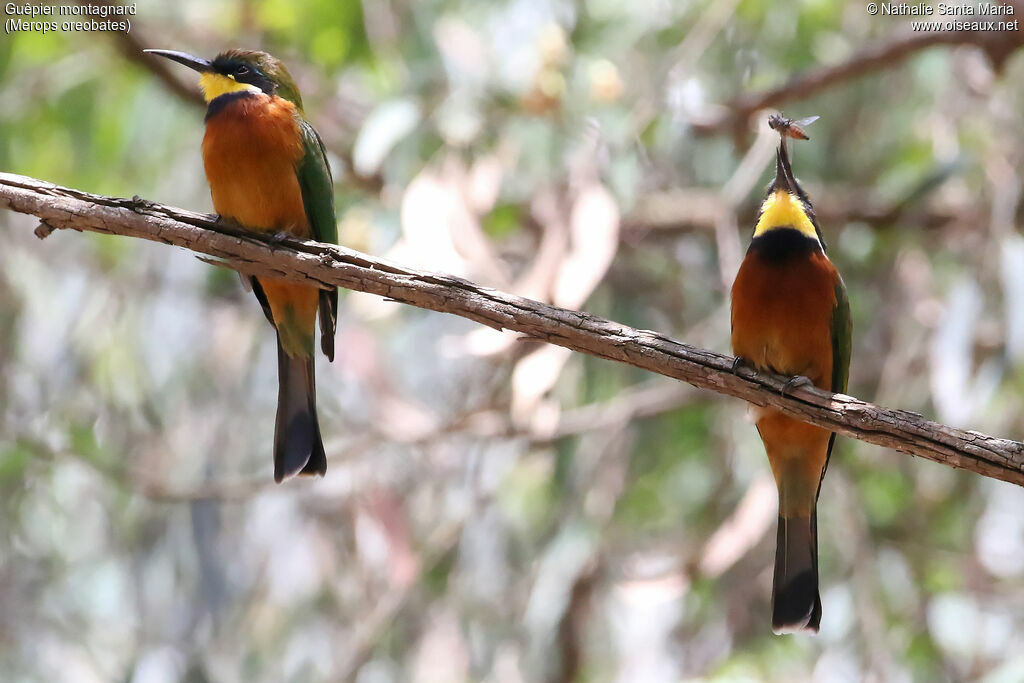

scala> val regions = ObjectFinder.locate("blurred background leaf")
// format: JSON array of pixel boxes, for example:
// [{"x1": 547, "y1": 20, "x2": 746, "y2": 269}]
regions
[{"x1": 2, "y1": 0, "x2": 1024, "y2": 681}]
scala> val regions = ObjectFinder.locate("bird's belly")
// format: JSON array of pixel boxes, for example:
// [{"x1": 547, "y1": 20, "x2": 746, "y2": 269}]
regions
[
  {"x1": 732, "y1": 252, "x2": 838, "y2": 510},
  {"x1": 201, "y1": 94, "x2": 309, "y2": 235},
  {"x1": 731, "y1": 252, "x2": 837, "y2": 390}
]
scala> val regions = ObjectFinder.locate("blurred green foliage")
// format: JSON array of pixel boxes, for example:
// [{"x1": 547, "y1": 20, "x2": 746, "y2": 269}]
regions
[{"x1": 2, "y1": 0, "x2": 1024, "y2": 681}]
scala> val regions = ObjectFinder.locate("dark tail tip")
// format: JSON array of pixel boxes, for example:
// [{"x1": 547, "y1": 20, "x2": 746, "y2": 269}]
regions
[
  {"x1": 273, "y1": 341, "x2": 327, "y2": 483},
  {"x1": 298, "y1": 428, "x2": 327, "y2": 478},
  {"x1": 772, "y1": 569, "x2": 821, "y2": 634},
  {"x1": 772, "y1": 514, "x2": 821, "y2": 634}
]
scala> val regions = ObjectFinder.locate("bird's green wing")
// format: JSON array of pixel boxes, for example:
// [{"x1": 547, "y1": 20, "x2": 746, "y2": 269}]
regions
[
  {"x1": 819, "y1": 275, "x2": 852, "y2": 491},
  {"x1": 295, "y1": 119, "x2": 338, "y2": 360},
  {"x1": 296, "y1": 120, "x2": 337, "y2": 246},
  {"x1": 830, "y1": 276, "x2": 852, "y2": 396}
]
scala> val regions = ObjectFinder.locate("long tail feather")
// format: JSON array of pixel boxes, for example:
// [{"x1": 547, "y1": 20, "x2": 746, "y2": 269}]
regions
[
  {"x1": 772, "y1": 512, "x2": 821, "y2": 634},
  {"x1": 273, "y1": 338, "x2": 327, "y2": 482},
  {"x1": 318, "y1": 288, "x2": 338, "y2": 362}
]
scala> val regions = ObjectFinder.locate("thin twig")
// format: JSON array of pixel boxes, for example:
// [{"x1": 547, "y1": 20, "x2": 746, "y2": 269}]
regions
[
  {"x1": 2, "y1": 172, "x2": 1023, "y2": 486},
  {"x1": 623, "y1": 187, "x2": 993, "y2": 237},
  {"x1": 75, "y1": 0, "x2": 206, "y2": 106},
  {"x1": 691, "y1": 17, "x2": 1024, "y2": 136}
]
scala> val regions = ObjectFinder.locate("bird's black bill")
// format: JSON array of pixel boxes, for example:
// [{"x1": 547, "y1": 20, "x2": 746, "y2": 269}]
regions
[
  {"x1": 143, "y1": 49, "x2": 213, "y2": 73},
  {"x1": 774, "y1": 145, "x2": 795, "y2": 193}
]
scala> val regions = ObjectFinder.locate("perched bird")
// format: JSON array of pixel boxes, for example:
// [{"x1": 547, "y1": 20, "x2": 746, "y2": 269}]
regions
[
  {"x1": 730, "y1": 124, "x2": 851, "y2": 633},
  {"x1": 145, "y1": 48, "x2": 338, "y2": 483}
]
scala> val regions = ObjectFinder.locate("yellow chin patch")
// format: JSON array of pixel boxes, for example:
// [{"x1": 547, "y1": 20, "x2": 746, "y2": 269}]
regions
[
  {"x1": 753, "y1": 190, "x2": 818, "y2": 240},
  {"x1": 198, "y1": 73, "x2": 261, "y2": 102}
]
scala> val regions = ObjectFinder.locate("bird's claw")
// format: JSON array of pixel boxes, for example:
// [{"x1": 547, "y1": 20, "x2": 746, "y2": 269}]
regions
[
  {"x1": 732, "y1": 356, "x2": 754, "y2": 374},
  {"x1": 212, "y1": 214, "x2": 237, "y2": 229},
  {"x1": 270, "y1": 231, "x2": 290, "y2": 244},
  {"x1": 780, "y1": 375, "x2": 813, "y2": 397}
]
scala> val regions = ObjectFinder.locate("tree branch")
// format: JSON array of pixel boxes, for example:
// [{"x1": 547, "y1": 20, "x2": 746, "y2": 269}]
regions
[
  {"x1": 692, "y1": 16, "x2": 1024, "y2": 136},
  {"x1": 2, "y1": 172, "x2": 1023, "y2": 486},
  {"x1": 622, "y1": 186, "x2": 991, "y2": 238},
  {"x1": 74, "y1": 0, "x2": 207, "y2": 107}
]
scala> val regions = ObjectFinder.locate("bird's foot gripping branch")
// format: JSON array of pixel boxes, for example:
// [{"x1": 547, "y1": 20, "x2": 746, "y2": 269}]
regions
[{"x1": 2, "y1": 171, "x2": 1024, "y2": 486}]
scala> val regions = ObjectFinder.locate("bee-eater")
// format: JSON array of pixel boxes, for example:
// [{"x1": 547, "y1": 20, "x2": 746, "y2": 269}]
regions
[
  {"x1": 145, "y1": 48, "x2": 338, "y2": 483},
  {"x1": 730, "y1": 135, "x2": 852, "y2": 633}
]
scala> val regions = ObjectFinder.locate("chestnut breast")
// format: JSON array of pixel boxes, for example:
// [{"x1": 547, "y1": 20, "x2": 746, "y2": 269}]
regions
[{"x1": 201, "y1": 93, "x2": 309, "y2": 236}]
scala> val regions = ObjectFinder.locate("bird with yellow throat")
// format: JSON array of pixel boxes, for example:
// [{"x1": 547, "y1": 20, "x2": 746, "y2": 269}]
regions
[
  {"x1": 145, "y1": 48, "x2": 338, "y2": 483},
  {"x1": 730, "y1": 117, "x2": 851, "y2": 633}
]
